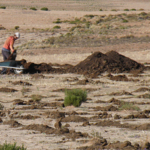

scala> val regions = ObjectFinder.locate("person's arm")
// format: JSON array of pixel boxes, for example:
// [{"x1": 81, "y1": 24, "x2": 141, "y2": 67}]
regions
[{"x1": 10, "y1": 40, "x2": 15, "y2": 53}]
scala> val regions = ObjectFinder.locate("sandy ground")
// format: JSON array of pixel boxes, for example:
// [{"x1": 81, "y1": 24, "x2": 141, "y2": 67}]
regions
[{"x1": 0, "y1": 0, "x2": 150, "y2": 150}]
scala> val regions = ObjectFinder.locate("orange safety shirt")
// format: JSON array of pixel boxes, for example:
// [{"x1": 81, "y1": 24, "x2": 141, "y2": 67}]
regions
[{"x1": 3, "y1": 36, "x2": 14, "y2": 51}]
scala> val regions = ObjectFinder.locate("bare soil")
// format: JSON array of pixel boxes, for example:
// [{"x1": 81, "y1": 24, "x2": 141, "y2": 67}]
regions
[{"x1": 0, "y1": 0, "x2": 150, "y2": 150}]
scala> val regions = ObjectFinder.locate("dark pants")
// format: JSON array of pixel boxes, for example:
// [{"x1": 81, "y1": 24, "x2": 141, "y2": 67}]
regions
[
  {"x1": 1, "y1": 49, "x2": 11, "y2": 73},
  {"x1": 2, "y1": 50, "x2": 11, "y2": 61}
]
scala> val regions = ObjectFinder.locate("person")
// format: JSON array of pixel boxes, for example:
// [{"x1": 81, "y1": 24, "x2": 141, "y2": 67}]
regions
[{"x1": 1, "y1": 32, "x2": 20, "y2": 74}]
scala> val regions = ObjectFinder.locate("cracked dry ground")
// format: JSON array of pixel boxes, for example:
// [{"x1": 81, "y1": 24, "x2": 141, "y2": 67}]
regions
[{"x1": 0, "y1": 69, "x2": 150, "y2": 149}]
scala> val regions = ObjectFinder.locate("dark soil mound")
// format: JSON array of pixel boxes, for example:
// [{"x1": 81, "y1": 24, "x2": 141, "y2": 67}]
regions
[
  {"x1": 0, "y1": 87, "x2": 18, "y2": 92},
  {"x1": 90, "y1": 112, "x2": 112, "y2": 120},
  {"x1": 22, "y1": 124, "x2": 55, "y2": 134},
  {"x1": 108, "y1": 74, "x2": 130, "y2": 81},
  {"x1": 94, "y1": 105, "x2": 118, "y2": 111},
  {"x1": 13, "y1": 99, "x2": 27, "y2": 105},
  {"x1": 44, "y1": 111, "x2": 65, "y2": 119},
  {"x1": 124, "y1": 112, "x2": 149, "y2": 119},
  {"x1": 78, "y1": 138, "x2": 150, "y2": 150},
  {"x1": 11, "y1": 80, "x2": 32, "y2": 86},
  {"x1": 22, "y1": 60, "x2": 53, "y2": 74},
  {"x1": 95, "y1": 120, "x2": 150, "y2": 130},
  {"x1": 134, "y1": 87, "x2": 150, "y2": 92},
  {"x1": 21, "y1": 124, "x2": 88, "y2": 139},
  {"x1": 70, "y1": 51, "x2": 144, "y2": 77},
  {"x1": 4, "y1": 51, "x2": 144, "y2": 77},
  {"x1": 62, "y1": 115, "x2": 87, "y2": 122},
  {"x1": 3, "y1": 120, "x2": 22, "y2": 127}
]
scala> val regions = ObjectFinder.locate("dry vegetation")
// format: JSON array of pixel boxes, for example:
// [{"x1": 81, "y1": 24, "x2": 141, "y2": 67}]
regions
[{"x1": 0, "y1": 0, "x2": 150, "y2": 150}]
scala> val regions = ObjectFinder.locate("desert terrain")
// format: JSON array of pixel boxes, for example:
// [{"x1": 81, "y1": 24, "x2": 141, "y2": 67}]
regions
[{"x1": 0, "y1": 0, "x2": 150, "y2": 150}]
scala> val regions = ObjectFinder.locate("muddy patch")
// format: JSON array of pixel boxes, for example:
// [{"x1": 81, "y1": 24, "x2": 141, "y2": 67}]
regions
[
  {"x1": 21, "y1": 124, "x2": 88, "y2": 139},
  {"x1": 133, "y1": 87, "x2": 150, "y2": 92},
  {"x1": 3, "y1": 120, "x2": 22, "y2": 128},
  {"x1": 31, "y1": 74, "x2": 45, "y2": 79},
  {"x1": 109, "y1": 90, "x2": 132, "y2": 96},
  {"x1": 108, "y1": 73, "x2": 138, "y2": 81},
  {"x1": 78, "y1": 138, "x2": 150, "y2": 150},
  {"x1": 137, "y1": 93, "x2": 150, "y2": 98},
  {"x1": 95, "y1": 120, "x2": 150, "y2": 130},
  {"x1": 10, "y1": 80, "x2": 32, "y2": 86},
  {"x1": 90, "y1": 112, "x2": 112, "y2": 120},
  {"x1": 94, "y1": 105, "x2": 118, "y2": 111},
  {"x1": 10, "y1": 114, "x2": 40, "y2": 119},
  {"x1": 0, "y1": 87, "x2": 18, "y2": 92},
  {"x1": 13, "y1": 99, "x2": 27, "y2": 105},
  {"x1": 124, "y1": 112, "x2": 150, "y2": 119},
  {"x1": 61, "y1": 115, "x2": 88, "y2": 122},
  {"x1": 44, "y1": 111, "x2": 65, "y2": 119}
]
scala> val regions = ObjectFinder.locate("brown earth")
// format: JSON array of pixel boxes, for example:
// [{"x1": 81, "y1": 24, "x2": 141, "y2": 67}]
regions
[{"x1": 7, "y1": 50, "x2": 146, "y2": 77}]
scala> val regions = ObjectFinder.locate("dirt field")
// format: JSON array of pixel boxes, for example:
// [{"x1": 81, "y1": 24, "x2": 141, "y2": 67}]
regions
[{"x1": 0, "y1": 0, "x2": 150, "y2": 150}]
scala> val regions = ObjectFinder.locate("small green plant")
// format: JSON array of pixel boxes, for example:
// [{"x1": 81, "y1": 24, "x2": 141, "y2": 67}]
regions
[
  {"x1": 91, "y1": 130, "x2": 102, "y2": 139},
  {"x1": 30, "y1": 7, "x2": 37, "y2": 11},
  {"x1": 0, "y1": 6, "x2": 6, "y2": 9},
  {"x1": 69, "y1": 18, "x2": 82, "y2": 24},
  {"x1": 140, "y1": 12, "x2": 147, "y2": 16},
  {"x1": 21, "y1": 87, "x2": 30, "y2": 96},
  {"x1": 131, "y1": 8, "x2": 136, "y2": 11},
  {"x1": 122, "y1": 19, "x2": 128, "y2": 23},
  {"x1": 31, "y1": 94, "x2": 42, "y2": 102},
  {"x1": 118, "y1": 102, "x2": 140, "y2": 111},
  {"x1": 99, "y1": 9, "x2": 103, "y2": 11},
  {"x1": 0, "y1": 103, "x2": 4, "y2": 110},
  {"x1": 22, "y1": 8, "x2": 27, "y2": 10},
  {"x1": 0, "y1": 142, "x2": 26, "y2": 150},
  {"x1": 124, "y1": 9, "x2": 129, "y2": 11},
  {"x1": 85, "y1": 22, "x2": 91, "y2": 28},
  {"x1": 53, "y1": 18, "x2": 62, "y2": 24},
  {"x1": 64, "y1": 89, "x2": 87, "y2": 107},
  {"x1": 53, "y1": 25, "x2": 61, "y2": 29},
  {"x1": 84, "y1": 14, "x2": 95, "y2": 19},
  {"x1": 15, "y1": 26, "x2": 19, "y2": 30},
  {"x1": 111, "y1": 9, "x2": 117, "y2": 11},
  {"x1": 41, "y1": 7, "x2": 48, "y2": 11}
]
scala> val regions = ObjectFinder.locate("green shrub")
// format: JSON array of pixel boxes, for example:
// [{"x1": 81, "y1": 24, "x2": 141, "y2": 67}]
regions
[
  {"x1": 0, "y1": 142, "x2": 26, "y2": 150},
  {"x1": 64, "y1": 89, "x2": 87, "y2": 107},
  {"x1": 31, "y1": 94, "x2": 42, "y2": 102},
  {"x1": 99, "y1": 9, "x2": 103, "y2": 11},
  {"x1": 118, "y1": 102, "x2": 140, "y2": 111},
  {"x1": 111, "y1": 9, "x2": 117, "y2": 11},
  {"x1": 30, "y1": 7, "x2": 37, "y2": 11},
  {"x1": 0, "y1": 103, "x2": 4, "y2": 110},
  {"x1": 53, "y1": 25, "x2": 61, "y2": 29},
  {"x1": 41, "y1": 7, "x2": 48, "y2": 11},
  {"x1": 85, "y1": 22, "x2": 91, "y2": 28},
  {"x1": 131, "y1": 8, "x2": 136, "y2": 11},
  {"x1": 84, "y1": 14, "x2": 95, "y2": 19},
  {"x1": 140, "y1": 12, "x2": 147, "y2": 16},
  {"x1": 69, "y1": 18, "x2": 82, "y2": 24},
  {"x1": 124, "y1": 9, "x2": 129, "y2": 11},
  {"x1": 43, "y1": 37, "x2": 55, "y2": 44},
  {"x1": 0, "y1": 6, "x2": 6, "y2": 9},
  {"x1": 122, "y1": 19, "x2": 128, "y2": 23},
  {"x1": 53, "y1": 19, "x2": 62, "y2": 24},
  {"x1": 15, "y1": 26, "x2": 19, "y2": 30}
]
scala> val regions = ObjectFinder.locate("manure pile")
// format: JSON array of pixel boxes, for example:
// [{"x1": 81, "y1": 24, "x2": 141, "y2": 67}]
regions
[
  {"x1": 70, "y1": 51, "x2": 144, "y2": 77},
  {"x1": 8, "y1": 51, "x2": 145, "y2": 76}
]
